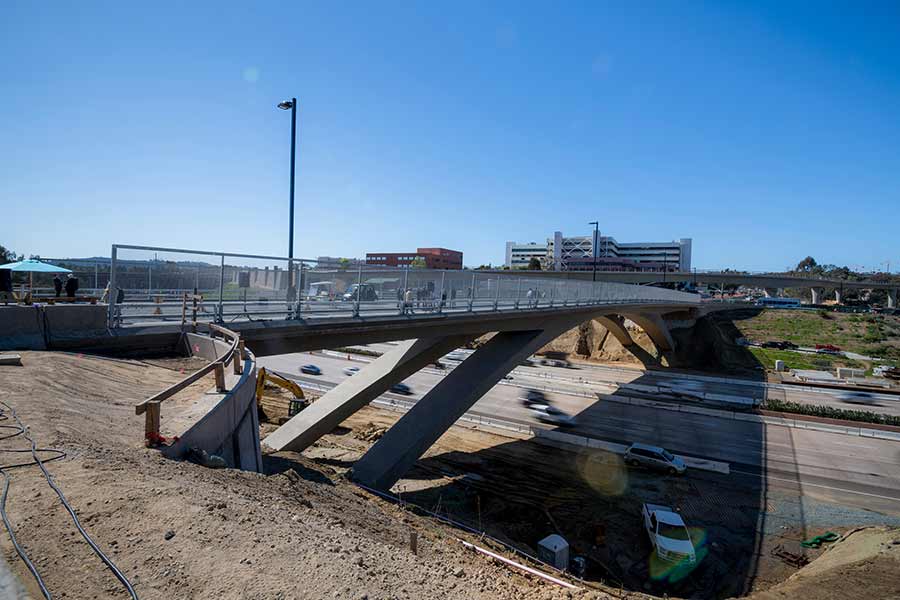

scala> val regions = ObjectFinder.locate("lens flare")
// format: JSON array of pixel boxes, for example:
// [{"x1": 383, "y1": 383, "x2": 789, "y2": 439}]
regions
[{"x1": 576, "y1": 448, "x2": 629, "y2": 497}]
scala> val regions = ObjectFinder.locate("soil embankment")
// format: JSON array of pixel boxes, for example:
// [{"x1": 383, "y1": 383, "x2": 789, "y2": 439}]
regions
[{"x1": 535, "y1": 310, "x2": 764, "y2": 375}]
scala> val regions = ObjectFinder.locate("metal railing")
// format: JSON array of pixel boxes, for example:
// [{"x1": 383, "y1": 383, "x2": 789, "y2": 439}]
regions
[{"x1": 106, "y1": 243, "x2": 701, "y2": 328}]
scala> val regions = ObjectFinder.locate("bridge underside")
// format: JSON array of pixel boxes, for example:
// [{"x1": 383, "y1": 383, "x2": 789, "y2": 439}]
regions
[{"x1": 264, "y1": 306, "x2": 681, "y2": 491}]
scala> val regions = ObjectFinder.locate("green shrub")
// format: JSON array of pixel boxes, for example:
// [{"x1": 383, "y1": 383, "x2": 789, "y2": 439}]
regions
[{"x1": 764, "y1": 398, "x2": 900, "y2": 427}]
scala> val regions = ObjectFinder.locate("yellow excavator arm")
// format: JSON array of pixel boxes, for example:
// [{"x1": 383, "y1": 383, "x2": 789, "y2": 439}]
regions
[{"x1": 256, "y1": 367, "x2": 306, "y2": 400}]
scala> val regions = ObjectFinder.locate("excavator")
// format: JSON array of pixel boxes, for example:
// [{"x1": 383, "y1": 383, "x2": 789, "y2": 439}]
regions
[{"x1": 255, "y1": 367, "x2": 309, "y2": 421}]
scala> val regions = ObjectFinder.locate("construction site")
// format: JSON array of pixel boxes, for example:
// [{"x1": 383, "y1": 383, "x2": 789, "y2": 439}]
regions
[{"x1": 1, "y1": 331, "x2": 899, "y2": 599}]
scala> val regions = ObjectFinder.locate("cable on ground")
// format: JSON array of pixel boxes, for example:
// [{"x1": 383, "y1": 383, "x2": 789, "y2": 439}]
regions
[{"x1": 0, "y1": 401, "x2": 139, "y2": 599}]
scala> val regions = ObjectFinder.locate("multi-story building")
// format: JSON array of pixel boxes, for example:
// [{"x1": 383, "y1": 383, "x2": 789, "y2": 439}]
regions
[
  {"x1": 505, "y1": 232, "x2": 692, "y2": 272},
  {"x1": 316, "y1": 256, "x2": 362, "y2": 269},
  {"x1": 366, "y1": 247, "x2": 463, "y2": 270},
  {"x1": 504, "y1": 242, "x2": 549, "y2": 269}
]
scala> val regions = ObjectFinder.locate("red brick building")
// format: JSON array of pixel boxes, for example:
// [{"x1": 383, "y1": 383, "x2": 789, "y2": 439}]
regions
[{"x1": 366, "y1": 247, "x2": 463, "y2": 270}]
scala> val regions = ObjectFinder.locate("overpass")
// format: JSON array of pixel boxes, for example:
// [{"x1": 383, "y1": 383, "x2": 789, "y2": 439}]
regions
[
  {"x1": 75, "y1": 244, "x2": 700, "y2": 490},
  {"x1": 498, "y1": 269, "x2": 899, "y2": 307}
]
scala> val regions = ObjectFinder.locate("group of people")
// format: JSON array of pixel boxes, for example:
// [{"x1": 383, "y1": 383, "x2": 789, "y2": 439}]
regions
[
  {"x1": 52, "y1": 274, "x2": 79, "y2": 298},
  {"x1": 398, "y1": 287, "x2": 450, "y2": 315}
]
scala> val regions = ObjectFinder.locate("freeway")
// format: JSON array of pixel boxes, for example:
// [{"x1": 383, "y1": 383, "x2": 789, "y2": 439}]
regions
[
  {"x1": 327, "y1": 343, "x2": 900, "y2": 417},
  {"x1": 258, "y1": 350, "x2": 900, "y2": 516}
]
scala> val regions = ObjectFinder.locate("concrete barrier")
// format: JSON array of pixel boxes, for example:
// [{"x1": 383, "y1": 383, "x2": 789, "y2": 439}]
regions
[
  {"x1": 162, "y1": 334, "x2": 262, "y2": 472},
  {"x1": 0, "y1": 304, "x2": 108, "y2": 350},
  {"x1": 0, "y1": 305, "x2": 45, "y2": 349}
]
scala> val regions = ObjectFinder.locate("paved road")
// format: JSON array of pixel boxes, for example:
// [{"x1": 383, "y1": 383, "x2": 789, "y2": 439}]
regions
[
  {"x1": 334, "y1": 345, "x2": 900, "y2": 417},
  {"x1": 259, "y1": 351, "x2": 900, "y2": 516}
]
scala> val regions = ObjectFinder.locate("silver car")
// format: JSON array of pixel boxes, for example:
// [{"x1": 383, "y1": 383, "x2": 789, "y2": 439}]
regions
[
  {"x1": 837, "y1": 391, "x2": 877, "y2": 405},
  {"x1": 624, "y1": 443, "x2": 686, "y2": 475}
]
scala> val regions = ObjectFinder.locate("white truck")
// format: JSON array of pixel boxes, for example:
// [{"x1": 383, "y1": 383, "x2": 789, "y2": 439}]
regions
[{"x1": 642, "y1": 503, "x2": 696, "y2": 564}]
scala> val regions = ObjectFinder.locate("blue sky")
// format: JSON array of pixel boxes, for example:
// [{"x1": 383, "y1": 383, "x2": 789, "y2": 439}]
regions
[{"x1": 2, "y1": 1, "x2": 899, "y2": 271}]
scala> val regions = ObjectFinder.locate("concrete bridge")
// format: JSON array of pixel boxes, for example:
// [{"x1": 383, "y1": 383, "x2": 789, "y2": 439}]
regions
[
  {"x1": 256, "y1": 294, "x2": 699, "y2": 491},
  {"x1": 504, "y1": 269, "x2": 899, "y2": 307}
]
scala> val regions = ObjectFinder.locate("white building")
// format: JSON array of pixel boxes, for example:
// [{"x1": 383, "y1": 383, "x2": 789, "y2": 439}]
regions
[
  {"x1": 504, "y1": 242, "x2": 550, "y2": 269},
  {"x1": 505, "y1": 232, "x2": 692, "y2": 272}
]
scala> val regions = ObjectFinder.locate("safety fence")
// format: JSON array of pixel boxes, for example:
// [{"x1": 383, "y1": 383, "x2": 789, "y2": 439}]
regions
[{"x1": 105, "y1": 244, "x2": 700, "y2": 327}]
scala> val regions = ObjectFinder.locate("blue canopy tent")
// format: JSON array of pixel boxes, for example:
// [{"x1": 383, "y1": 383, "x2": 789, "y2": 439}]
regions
[{"x1": 0, "y1": 259, "x2": 72, "y2": 296}]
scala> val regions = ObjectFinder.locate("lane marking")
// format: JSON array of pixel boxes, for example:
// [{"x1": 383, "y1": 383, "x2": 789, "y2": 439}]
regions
[{"x1": 731, "y1": 469, "x2": 900, "y2": 502}]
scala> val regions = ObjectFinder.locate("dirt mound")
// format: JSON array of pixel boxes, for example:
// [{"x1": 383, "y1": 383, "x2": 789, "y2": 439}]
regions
[{"x1": 747, "y1": 527, "x2": 900, "y2": 600}]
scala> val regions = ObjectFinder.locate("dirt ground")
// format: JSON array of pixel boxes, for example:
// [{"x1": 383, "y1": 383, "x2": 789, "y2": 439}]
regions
[
  {"x1": 304, "y1": 408, "x2": 832, "y2": 599},
  {"x1": 1, "y1": 351, "x2": 896, "y2": 600},
  {"x1": 0, "y1": 352, "x2": 627, "y2": 600},
  {"x1": 746, "y1": 526, "x2": 900, "y2": 600}
]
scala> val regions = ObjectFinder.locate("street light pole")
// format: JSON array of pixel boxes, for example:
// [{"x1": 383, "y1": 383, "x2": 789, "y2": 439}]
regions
[
  {"x1": 589, "y1": 221, "x2": 599, "y2": 282},
  {"x1": 277, "y1": 98, "x2": 298, "y2": 303}
]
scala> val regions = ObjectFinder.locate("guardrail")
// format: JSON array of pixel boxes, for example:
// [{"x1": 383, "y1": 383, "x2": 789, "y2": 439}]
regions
[
  {"x1": 134, "y1": 323, "x2": 244, "y2": 444},
  {"x1": 106, "y1": 243, "x2": 701, "y2": 327}
]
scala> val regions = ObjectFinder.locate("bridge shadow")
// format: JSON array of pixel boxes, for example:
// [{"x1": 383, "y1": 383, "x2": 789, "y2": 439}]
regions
[{"x1": 393, "y1": 309, "x2": 808, "y2": 598}]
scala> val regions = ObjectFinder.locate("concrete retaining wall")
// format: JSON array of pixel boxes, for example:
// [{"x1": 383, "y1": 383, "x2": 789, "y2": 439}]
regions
[
  {"x1": 0, "y1": 304, "x2": 108, "y2": 351},
  {"x1": 162, "y1": 334, "x2": 263, "y2": 472}
]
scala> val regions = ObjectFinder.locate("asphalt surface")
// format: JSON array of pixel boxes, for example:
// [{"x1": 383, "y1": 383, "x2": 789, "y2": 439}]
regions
[{"x1": 258, "y1": 350, "x2": 900, "y2": 516}]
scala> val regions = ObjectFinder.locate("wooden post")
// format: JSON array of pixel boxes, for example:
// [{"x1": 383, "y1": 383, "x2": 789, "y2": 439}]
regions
[
  {"x1": 214, "y1": 362, "x2": 226, "y2": 392},
  {"x1": 409, "y1": 531, "x2": 418, "y2": 555},
  {"x1": 145, "y1": 401, "x2": 161, "y2": 444},
  {"x1": 233, "y1": 339, "x2": 244, "y2": 375}
]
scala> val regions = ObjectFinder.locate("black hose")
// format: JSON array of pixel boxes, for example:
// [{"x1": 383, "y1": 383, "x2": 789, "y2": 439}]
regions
[
  {"x1": 0, "y1": 469, "x2": 52, "y2": 598},
  {"x1": 0, "y1": 401, "x2": 139, "y2": 599}
]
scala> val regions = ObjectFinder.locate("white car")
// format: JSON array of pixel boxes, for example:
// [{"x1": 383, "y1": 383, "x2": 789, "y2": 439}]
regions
[
  {"x1": 444, "y1": 351, "x2": 469, "y2": 362},
  {"x1": 528, "y1": 404, "x2": 575, "y2": 427},
  {"x1": 343, "y1": 366, "x2": 361, "y2": 376},
  {"x1": 642, "y1": 503, "x2": 696, "y2": 564}
]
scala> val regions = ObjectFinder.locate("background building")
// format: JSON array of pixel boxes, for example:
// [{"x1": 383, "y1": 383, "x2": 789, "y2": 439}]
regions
[
  {"x1": 504, "y1": 242, "x2": 548, "y2": 269},
  {"x1": 505, "y1": 232, "x2": 692, "y2": 272},
  {"x1": 366, "y1": 247, "x2": 463, "y2": 270}
]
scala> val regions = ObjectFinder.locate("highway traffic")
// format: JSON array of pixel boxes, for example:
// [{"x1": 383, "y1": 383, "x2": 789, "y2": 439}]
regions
[{"x1": 258, "y1": 348, "x2": 900, "y2": 516}]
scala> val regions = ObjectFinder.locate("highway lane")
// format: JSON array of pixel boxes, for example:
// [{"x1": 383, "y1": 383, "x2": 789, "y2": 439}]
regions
[
  {"x1": 258, "y1": 351, "x2": 900, "y2": 515},
  {"x1": 336, "y1": 344, "x2": 900, "y2": 416}
]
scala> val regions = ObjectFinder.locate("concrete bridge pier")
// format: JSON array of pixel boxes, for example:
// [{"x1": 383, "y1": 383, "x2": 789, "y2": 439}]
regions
[
  {"x1": 594, "y1": 315, "x2": 635, "y2": 346},
  {"x1": 764, "y1": 288, "x2": 778, "y2": 298},
  {"x1": 350, "y1": 316, "x2": 583, "y2": 491},
  {"x1": 889, "y1": 289, "x2": 898, "y2": 309},
  {"x1": 263, "y1": 334, "x2": 475, "y2": 453},
  {"x1": 810, "y1": 287, "x2": 824, "y2": 305},
  {"x1": 834, "y1": 288, "x2": 842, "y2": 304},
  {"x1": 620, "y1": 312, "x2": 675, "y2": 351}
]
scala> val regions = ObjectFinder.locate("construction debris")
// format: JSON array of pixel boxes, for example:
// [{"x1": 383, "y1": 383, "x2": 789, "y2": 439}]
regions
[
  {"x1": 0, "y1": 353, "x2": 22, "y2": 366},
  {"x1": 354, "y1": 422, "x2": 388, "y2": 442}
]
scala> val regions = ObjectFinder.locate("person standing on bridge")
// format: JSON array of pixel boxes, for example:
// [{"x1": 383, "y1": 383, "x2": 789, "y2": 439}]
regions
[
  {"x1": 403, "y1": 288, "x2": 414, "y2": 315},
  {"x1": 64, "y1": 273, "x2": 79, "y2": 299},
  {"x1": 526, "y1": 287, "x2": 534, "y2": 308},
  {"x1": 53, "y1": 274, "x2": 63, "y2": 297}
]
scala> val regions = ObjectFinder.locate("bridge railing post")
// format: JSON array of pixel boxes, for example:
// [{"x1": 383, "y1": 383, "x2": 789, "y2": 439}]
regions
[
  {"x1": 437, "y1": 271, "x2": 445, "y2": 314},
  {"x1": 107, "y1": 245, "x2": 118, "y2": 328},
  {"x1": 468, "y1": 272, "x2": 476, "y2": 312},
  {"x1": 216, "y1": 254, "x2": 225, "y2": 323},
  {"x1": 353, "y1": 264, "x2": 362, "y2": 317},
  {"x1": 494, "y1": 274, "x2": 501, "y2": 310}
]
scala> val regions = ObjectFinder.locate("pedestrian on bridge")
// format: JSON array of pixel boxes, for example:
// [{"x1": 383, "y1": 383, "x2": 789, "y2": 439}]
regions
[
  {"x1": 64, "y1": 273, "x2": 79, "y2": 299},
  {"x1": 53, "y1": 274, "x2": 63, "y2": 297},
  {"x1": 526, "y1": 287, "x2": 534, "y2": 308},
  {"x1": 403, "y1": 288, "x2": 414, "y2": 315}
]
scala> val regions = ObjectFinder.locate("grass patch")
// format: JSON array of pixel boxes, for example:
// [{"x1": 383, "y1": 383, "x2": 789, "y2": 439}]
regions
[
  {"x1": 333, "y1": 346, "x2": 383, "y2": 358},
  {"x1": 764, "y1": 398, "x2": 900, "y2": 427},
  {"x1": 734, "y1": 309, "x2": 900, "y2": 356},
  {"x1": 748, "y1": 347, "x2": 865, "y2": 371}
]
